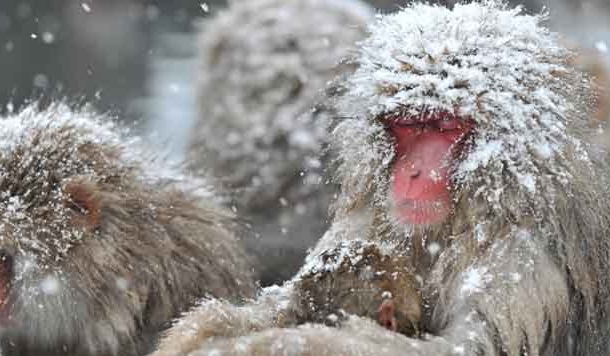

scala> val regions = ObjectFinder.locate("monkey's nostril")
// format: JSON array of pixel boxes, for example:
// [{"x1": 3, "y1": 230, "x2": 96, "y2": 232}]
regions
[
  {"x1": 409, "y1": 158, "x2": 423, "y2": 178},
  {"x1": 409, "y1": 168, "x2": 421, "y2": 178}
]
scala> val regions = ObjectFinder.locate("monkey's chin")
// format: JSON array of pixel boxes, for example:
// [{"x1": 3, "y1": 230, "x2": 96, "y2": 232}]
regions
[{"x1": 394, "y1": 198, "x2": 452, "y2": 227}]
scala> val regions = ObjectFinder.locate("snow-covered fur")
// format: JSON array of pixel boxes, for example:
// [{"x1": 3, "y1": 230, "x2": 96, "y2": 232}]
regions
[
  {"x1": 574, "y1": 52, "x2": 610, "y2": 150},
  {"x1": 187, "y1": 0, "x2": 373, "y2": 285},
  {"x1": 0, "y1": 103, "x2": 256, "y2": 356},
  {"x1": 151, "y1": 2, "x2": 610, "y2": 356}
]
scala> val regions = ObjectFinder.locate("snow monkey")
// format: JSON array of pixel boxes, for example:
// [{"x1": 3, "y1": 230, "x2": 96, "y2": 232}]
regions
[
  {"x1": 187, "y1": 0, "x2": 373, "y2": 285},
  {"x1": 0, "y1": 103, "x2": 257, "y2": 356},
  {"x1": 152, "y1": 2, "x2": 610, "y2": 356}
]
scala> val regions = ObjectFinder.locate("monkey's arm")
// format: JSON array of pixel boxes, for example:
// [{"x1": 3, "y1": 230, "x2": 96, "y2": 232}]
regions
[
  {"x1": 182, "y1": 237, "x2": 569, "y2": 356},
  {"x1": 187, "y1": 316, "x2": 438, "y2": 356},
  {"x1": 151, "y1": 286, "x2": 293, "y2": 356},
  {"x1": 425, "y1": 236, "x2": 570, "y2": 356}
]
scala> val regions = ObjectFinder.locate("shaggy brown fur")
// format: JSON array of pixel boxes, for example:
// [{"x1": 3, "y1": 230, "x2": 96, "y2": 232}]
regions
[
  {"x1": 293, "y1": 241, "x2": 422, "y2": 337},
  {"x1": 0, "y1": 103, "x2": 256, "y2": 356}
]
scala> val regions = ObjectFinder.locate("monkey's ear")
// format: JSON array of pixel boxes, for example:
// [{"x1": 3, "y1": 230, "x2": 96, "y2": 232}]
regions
[{"x1": 62, "y1": 178, "x2": 102, "y2": 233}]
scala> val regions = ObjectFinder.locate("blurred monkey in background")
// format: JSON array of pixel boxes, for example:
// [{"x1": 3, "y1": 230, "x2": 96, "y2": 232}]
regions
[{"x1": 188, "y1": 0, "x2": 374, "y2": 285}]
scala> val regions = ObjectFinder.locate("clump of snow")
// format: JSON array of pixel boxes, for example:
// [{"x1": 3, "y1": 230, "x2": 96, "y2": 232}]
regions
[
  {"x1": 509, "y1": 272, "x2": 522, "y2": 283},
  {"x1": 116, "y1": 277, "x2": 129, "y2": 291},
  {"x1": 40, "y1": 275, "x2": 61, "y2": 295},
  {"x1": 595, "y1": 41, "x2": 608, "y2": 53},
  {"x1": 427, "y1": 242, "x2": 441, "y2": 256},
  {"x1": 460, "y1": 266, "x2": 492, "y2": 296}
]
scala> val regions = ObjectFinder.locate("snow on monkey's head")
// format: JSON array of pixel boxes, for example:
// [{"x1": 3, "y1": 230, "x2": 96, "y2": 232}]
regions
[{"x1": 331, "y1": 1, "x2": 597, "y2": 230}]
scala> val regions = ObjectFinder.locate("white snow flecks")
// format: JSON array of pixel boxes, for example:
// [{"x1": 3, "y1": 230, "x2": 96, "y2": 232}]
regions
[
  {"x1": 4, "y1": 102, "x2": 214, "y2": 199},
  {"x1": 595, "y1": 41, "x2": 608, "y2": 53},
  {"x1": 460, "y1": 267, "x2": 492, "y2": 296},
  {"x1": 333, "y1": 1, "x2": 595, "y2": 207}
]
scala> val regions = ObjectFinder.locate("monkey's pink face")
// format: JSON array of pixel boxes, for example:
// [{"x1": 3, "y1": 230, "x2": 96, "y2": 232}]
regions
[{"x1": 386, "y1": 112, "x2": 474, "y2": 226}]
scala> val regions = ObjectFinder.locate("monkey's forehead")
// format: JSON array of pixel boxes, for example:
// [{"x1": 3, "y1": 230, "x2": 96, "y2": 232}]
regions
[
  {"x1": 0, "y1": 103, "x2": 216, "y2": 200},
  {"x1": 0, "y1": 102, "x2": 122, "y2": 153},
  {"x1": 338, "y1": 1, "x2": 578, "y2": 123}
]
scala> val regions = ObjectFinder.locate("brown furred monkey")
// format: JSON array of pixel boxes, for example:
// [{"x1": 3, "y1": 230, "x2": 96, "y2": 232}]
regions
[
  {"x1": 152, "y1": 2, "x2": 610, "y2": 356},
  {"x1": 0, "y1": 102, "x2": 256, "y2": 356},
  {"x1": 187, "y1": 0, "x2": 373, "y2": 285},
  {"x1": 293, "y1": 240, "x2": 423, "y2": 337}
]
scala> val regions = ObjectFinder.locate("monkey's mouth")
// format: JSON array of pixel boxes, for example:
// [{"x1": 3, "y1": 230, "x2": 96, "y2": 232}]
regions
[{"x1": 386, "y1": 110, "x2": 473, "y2": 227}]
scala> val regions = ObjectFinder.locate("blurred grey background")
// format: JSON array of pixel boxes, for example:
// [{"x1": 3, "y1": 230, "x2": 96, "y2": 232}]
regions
[{"x1": 0, "y1": 0, "x2": 608, "y2": 130}]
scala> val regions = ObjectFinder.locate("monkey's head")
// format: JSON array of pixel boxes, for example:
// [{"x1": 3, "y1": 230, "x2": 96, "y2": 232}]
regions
[
  {"x1": 0, "y1": 103, "x2": 231, "y2": 354},
  {"x1": 191, "y1": 0, "x2": 372, "y2": 208},
  {"x1": 331, "y1": 2, "x2": 600, "y2": 239}
]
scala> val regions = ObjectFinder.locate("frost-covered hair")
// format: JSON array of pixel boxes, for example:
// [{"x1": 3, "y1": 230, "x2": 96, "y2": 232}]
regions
[
  {"x1": 189, "y1": 0, "x2": 373, "y2": 284},
  {"x1": 333, "y1": 1, "x2": 597, "y2": 218},
  {"x1": 0, "y1": 103, "x2": 256, "y2": 356}
]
